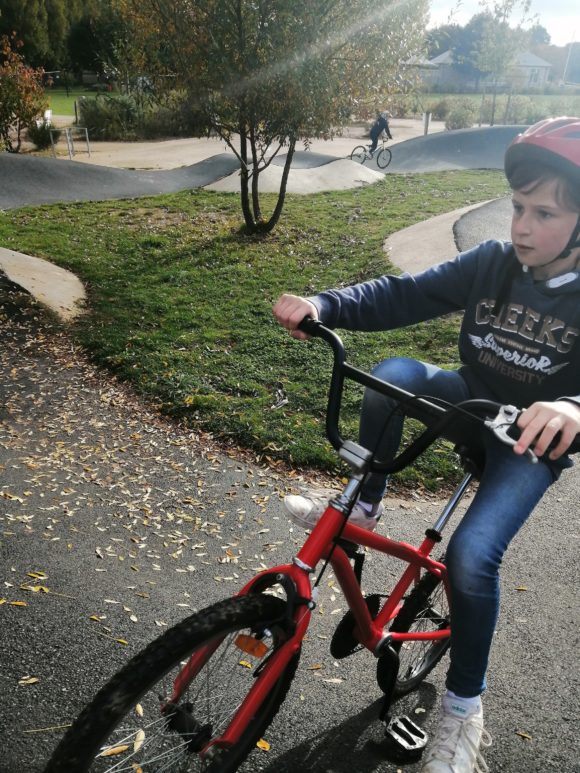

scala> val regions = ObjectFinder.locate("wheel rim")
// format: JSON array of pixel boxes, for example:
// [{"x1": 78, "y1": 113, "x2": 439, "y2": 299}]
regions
[
  {"x1": 396, "y1": 583, "x2": 449, "y2": 687},
  {"x1": 377, "y1": 149, "x2": 392, "y2": 169},
  {"x1": 350, "y1": 146, "x2": 367, "y2": 164}
]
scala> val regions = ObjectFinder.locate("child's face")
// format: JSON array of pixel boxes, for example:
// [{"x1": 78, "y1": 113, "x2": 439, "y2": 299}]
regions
[{"x1": 511, "y1": 178, "x2": 580, "y2": 280}]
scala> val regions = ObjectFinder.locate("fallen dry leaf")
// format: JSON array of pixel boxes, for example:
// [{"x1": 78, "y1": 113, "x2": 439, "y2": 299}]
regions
[
  {"x1": 18, "y1": 676, "x2": 40, "y2": 685},
  {"x1": 99, "y1": 744, "x2": 130, "y2": 757},
  {"x1": 133, "y1": 728, "x2": 145, "y2": 752}
]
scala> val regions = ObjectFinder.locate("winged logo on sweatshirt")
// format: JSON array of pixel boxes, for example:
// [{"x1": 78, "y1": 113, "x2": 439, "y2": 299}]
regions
[
  {"x1": 469, "y1": 333, "x2": 569, "y2": 375},
  {"x1": 468, "y1": 334, "x2": 484, "y2": 349}
]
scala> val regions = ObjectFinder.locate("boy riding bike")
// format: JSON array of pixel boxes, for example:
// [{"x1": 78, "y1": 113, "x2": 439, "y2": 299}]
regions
[
  {"x1": 273, "y1": 117, "x2": 580, "y2": 773},
  {"x1": 369, "y1": 110, "x2": 393, "y2": 153}
]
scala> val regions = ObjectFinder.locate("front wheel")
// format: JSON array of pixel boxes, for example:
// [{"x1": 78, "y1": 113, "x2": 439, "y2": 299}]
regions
[
  {"x1": 377, "y1": 566, "x2": 450, "y2": 697},
  {"x1": 45, "y1": 595, "x2": 300, "y2": 773},
  {"x1": 350, "y1": 145, "x2": 368, "y2": 164},
  {"x1": 376, "y1": 147, "x2": 392, "y2": 169}
]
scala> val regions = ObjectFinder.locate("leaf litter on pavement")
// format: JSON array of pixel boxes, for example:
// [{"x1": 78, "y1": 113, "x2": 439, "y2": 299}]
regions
[
  {"x1": 0, "y1": 285, "x2": 368, "y2": 760},
  {"x1": 0, "y1": 287, "x2": 337, "y2": 654}
]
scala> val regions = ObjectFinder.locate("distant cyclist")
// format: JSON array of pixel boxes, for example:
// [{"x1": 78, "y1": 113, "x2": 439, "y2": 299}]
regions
[{"x1": 369, "y1": 110, "x2": 393, "y2": 153}]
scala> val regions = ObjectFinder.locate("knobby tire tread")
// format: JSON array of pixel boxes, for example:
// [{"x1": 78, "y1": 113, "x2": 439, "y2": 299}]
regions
[{"x1": 45, "y1": 594, "x2": 299, "y2": 773}]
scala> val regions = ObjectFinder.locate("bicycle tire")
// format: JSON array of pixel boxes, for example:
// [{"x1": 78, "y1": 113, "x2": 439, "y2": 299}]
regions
[
  {"x1": 45, "y1": 595, "x2": 300, "y2": 773},
  {"x1": 350, "y1": 145, "x2": 368, "y2": 164},
  {"x1": 376, "y1": 147, "x2": 392, "y2": 169},
  {"x1": 377, "y1": 566, "x2": 450, "y2": 697}
]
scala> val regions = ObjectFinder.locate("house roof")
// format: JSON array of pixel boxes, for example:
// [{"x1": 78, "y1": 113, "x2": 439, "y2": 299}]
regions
[
  {"x1": 429, "y1": 50, "x2": 454, "y2": 65},
  {"x1": 427, "y1": 49, "x2": 552, "y2": 70},
  {"x1": 514, "y1": 51, "x2": 552, "y2": 68},
  {"x1": 403, "y1": 54, "x2": 439, "y2": 69}
]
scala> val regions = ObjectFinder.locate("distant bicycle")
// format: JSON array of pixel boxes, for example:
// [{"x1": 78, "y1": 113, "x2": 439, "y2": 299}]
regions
[{"x1": 350, "y1": 138, "x2": 392, "y2": 169}]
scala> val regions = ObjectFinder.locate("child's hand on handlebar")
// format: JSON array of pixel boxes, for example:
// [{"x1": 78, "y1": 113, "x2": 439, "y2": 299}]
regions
[
  {"x1": 273, "y1": 294, "x2": 319, "y2": 340},
  {"x1": 514, "y1": 400, "x2": 580, "y2": 460}
]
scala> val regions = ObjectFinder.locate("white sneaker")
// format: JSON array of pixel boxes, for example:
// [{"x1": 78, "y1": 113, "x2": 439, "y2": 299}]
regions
[
  {"x1": 284, "y1": 489, "x2": 383, "y2": 530},
  {"x1": 421, "y1": 703, "x2": 492, "y2": 772}
]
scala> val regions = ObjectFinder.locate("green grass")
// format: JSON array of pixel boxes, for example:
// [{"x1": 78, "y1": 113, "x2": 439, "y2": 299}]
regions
[
  {"x1": 47, "y1": 88, "x2": 106, "y2": 116},
  {"x1": 424, "y1": 93, "x2": 580, "y2": 107},
  {"x1": 0, "y1": 171, "x2": 509, "y2": 489},
  {"x1": 421, "y1": 92, "x2": 580, "y2": 122}
]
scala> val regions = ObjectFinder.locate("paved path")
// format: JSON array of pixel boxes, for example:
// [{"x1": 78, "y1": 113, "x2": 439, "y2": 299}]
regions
[
  {"x1": 0, "y1": 125, "x2": 518, "y2": 319},
  {"x1": 0, "y1": 126, "x2": 524, "y2": 210}
]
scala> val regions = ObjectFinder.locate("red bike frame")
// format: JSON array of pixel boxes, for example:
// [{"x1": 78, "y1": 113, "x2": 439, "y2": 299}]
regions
[
  {"x1": 168, "y1": 494, "x2": 452, "y2": 756},
  {"x1": 166, "y1": 320, "x2": 497, "y2": 759}
]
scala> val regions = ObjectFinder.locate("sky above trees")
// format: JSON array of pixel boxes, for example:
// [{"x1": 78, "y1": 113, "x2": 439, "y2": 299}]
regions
[{"x1": 428, "y1": 0, "x2": 577, "y2": 47}]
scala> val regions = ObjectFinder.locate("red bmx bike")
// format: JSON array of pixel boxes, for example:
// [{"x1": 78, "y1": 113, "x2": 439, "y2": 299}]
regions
[{"x1": 45, "y1": 319, "x2": 540, "y2": 772}]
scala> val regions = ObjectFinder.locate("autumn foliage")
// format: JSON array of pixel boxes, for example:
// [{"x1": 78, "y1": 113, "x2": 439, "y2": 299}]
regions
[
  {"x1": 122, "y1": 0, "x2": 428, "y2": 233},
  {"x1": 0, "y1": 34, "x2": 47, "y2": 153}
]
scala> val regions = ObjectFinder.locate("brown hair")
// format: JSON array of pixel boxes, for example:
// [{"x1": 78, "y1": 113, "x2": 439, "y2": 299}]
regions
[{"x1": 507, "y1": 160, "x2": 580, "y2": 212}]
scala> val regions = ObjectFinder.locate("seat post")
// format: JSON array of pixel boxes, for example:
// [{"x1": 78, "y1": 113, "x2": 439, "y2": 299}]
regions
[{"x1": 431, "y1": 472, "x2": 474, "y2": 535}]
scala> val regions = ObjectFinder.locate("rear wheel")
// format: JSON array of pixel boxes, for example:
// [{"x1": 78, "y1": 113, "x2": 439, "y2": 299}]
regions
[
  {"x1": 376, "y1": 147, "x2": 392, "y2": 169},
  {"x1": 377, "y1": 567, "x2": 450, "y2": 697},
  {"x1": 350, "y1": 145, "x2": 368, "y2": 164},
  {"x1": 45, "y1": 595, "x2": 300, "y2": 772}
]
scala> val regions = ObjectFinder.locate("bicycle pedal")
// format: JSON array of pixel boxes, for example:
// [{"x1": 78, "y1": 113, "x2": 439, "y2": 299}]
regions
[{"x1": 383, "y1": 714, "x2": 428, "y2": 763}]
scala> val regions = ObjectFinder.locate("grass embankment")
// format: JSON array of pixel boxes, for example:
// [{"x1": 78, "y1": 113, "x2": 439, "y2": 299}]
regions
[{"x1": 0, "y1": 171, "x2": 509, "y2": 489}]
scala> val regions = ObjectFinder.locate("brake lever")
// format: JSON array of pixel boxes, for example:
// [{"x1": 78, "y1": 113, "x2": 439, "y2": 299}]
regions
[{"x1": 484, "y1": 405, "x2": 538, "y2": 464}]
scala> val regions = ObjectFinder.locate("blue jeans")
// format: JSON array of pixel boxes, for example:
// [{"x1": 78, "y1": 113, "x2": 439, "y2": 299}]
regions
[{"x1": 359, "y1": 358, "x2": 561, "y2": 697}]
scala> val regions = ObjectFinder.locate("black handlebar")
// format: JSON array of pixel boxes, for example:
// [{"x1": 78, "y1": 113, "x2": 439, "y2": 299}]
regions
[
  {"x1": 298, "y1": 317, "x2": 512, "y2": 474},
  {"x1": 298, "y1": 318, "x2": 580, "y2": 473}
]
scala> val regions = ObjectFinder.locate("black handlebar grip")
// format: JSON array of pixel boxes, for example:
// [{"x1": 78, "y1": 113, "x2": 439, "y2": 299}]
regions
[{"x1": 297, "y1": 316, "x2": 321, "y2": 336}]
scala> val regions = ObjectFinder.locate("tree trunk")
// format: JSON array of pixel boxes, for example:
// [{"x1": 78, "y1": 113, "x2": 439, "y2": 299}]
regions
[
  {"x1": 249, "y1": 127, "x2": 262, "y2": 225},
  {"x1": 238, "y1": 120, "x2": 255, "y2": 231},
  {"x1": 238, "y1": 136, "x2": 296, "y2": 234},
  {"x1": 261, "y1": 137, "x2": 296, "y2": 233}
]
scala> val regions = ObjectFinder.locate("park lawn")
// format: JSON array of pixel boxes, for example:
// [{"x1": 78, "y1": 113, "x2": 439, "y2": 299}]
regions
[
  {"x1": 0, "y1": 170, "x2": 509, "y2": 489},
  {"x1": 420, "y1": 92, "x2": 580, "y2": 123},
  {"x1": 47, "y1": 88, "x2": 105, "y2": 116}
]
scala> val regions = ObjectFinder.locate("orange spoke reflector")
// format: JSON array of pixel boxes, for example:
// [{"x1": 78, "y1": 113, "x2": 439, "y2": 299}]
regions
[{"x1": 234, "y1": 634, "x2": 269, "y2": 658}]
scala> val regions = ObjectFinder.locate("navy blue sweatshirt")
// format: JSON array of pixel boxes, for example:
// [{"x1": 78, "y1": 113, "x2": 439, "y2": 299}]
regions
[{"x1": 309, "y1": 240, "x2": 580, "y2": 409}]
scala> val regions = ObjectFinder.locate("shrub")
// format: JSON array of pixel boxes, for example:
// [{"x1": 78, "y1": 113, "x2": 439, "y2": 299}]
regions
[
  {"x1": 445, "y1": 100, "x2": 476, "y2": 130},
  {"x1": 426, "y1": 98, "x2": 451, "y2": 121},
  {"x1": 77, "y1": 90, "x2": 207, "y2": 141},
  {"x1": 78, "y1": 94, "x2": 140, "y2": 140},
  {"x1": 0, "y1": 34, "x2": 47, "y2": 152},
  {"x1": 140, "y1": 90, "x2": 207, "y2": 139},
  {"x1": 26, "y1": 120, "x2": 60, "y2": 150}
]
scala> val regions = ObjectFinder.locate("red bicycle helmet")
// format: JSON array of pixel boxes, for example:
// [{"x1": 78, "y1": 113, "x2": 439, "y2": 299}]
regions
[
  {"x1": 504, "y1": 117, "x2": 580, "y2": 183},
  {"x1": 503, "y1": 117, "x2": 580, "y2": 265}
]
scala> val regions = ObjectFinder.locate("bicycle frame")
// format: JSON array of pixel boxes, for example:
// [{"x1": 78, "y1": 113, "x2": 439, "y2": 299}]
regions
[
  {"x1": 168, "y1": 465, "x2": 473, "y2": 757},
  {"x1": 368, "y1": 139, "x2": 388, "y2": 158}
]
